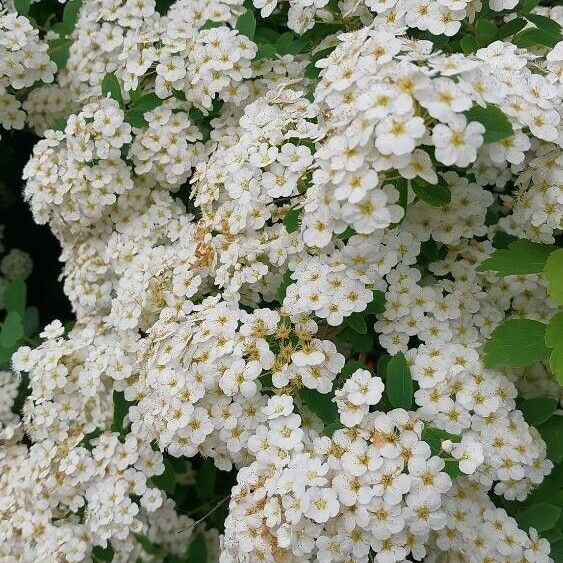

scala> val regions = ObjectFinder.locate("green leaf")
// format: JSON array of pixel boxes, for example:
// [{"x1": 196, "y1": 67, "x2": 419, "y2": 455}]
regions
[
  {"x1": 323, "y1": 420, "x2": 344, "y2": 436},
  {"x1": 514, "y1": 27, "x2": 560, "y2": 49},
  {"x1": 411, "y1": 177, "x2": 451, "y2": 207},
  {"x1": 546, "y1": 312, "x2": 563, "y2": 348},
  {"x1": 544, "y1": 248, "x2": 563, "y2": 305},
  {"x1": 4, "y1": 279, "x2": 26, "y2": 317},
  {"x1": 538, "y1": 415, "x2": 563, "y2": 463},
  {"x1": 61, "y1": 0, "x2": 83, "y2": 36},
  {"x1": 124, "y1": 110, "x2": 147, "y2": 128},
  {"x1": 421, "y1": 426, "x2": 461, "y2": 456},
  {"x1": 460, "y1": 35, "x2": 478, "y2": 54},
  {"x1": 152, "y1": 458, "x2": 176, "y2": 495},
  {"x1": 101, "y1": 73, "x2": 124, "y2": 108},
  {"x1": 518, "y1": 397, "x2": 557, "y2": 427},
  {"x1": 518, "y1": 0, "x2": 539, "y2": 14},
  {"x1": 187, "y1": 533, "x2": 208, "y2": 563},
  {"x1": 492, "y1": 230, "x2": 518, "y2": 250},
  {"x1": 0, "y1": 312, "x2": 24, "y2": 349},
  {"x1": 337, "y1": 327, "x2": 373, "y2": 352},
  {"x1": 52, "y1": 117, "x2": 68, "y2": 131},
  {"x1": 483, "y1": 318, "x2": 548, "y2": 368},
  {"x1": 277, "y1": 269, "x2": 293, "y2": 303},
  {"x1": 476, "y1": 18, "x2": 497, "y2": 45},
  {"x1": 131, "y1": 92, "x2": 163, "y2": 113},
  {"x1": 197, "y1": 458, "x2": 216, "y2": 500},
  {"x1": 515, "y1": 503, "x2": 561, "y2": 532},
  {"x1": 14, "y1": 0, "x2": 30, "y2": 15},
  {"x1": 133, "y1": 534, "x2": 165, "y2": 556},
  {"x1": 464, "y1": 104, "x2": 513, "y2": 144},
  {"x1": 365, "y1": 290, "x2": 385, "y2": 315},
  {"x1": 48, "y1": 39, "x2": 70, "y2": 69},
  {"x1": 345, "y1": 313, "x2": 367, "y2": 334},
  {"x1": 526, "y1": 14, "x2": 562, "y2": 37},
  {"x1": 385, "y1": 352, "x2": 413, "y2": 410},
  {"x1": 110, "y1": 390, "x2": 129, "y2": 433},
  {"x1": 283, "y1": 207, "x2": 302, "y2": 234},
  {"x1": 443, "y1": 460, "x2": 463, "y2": 478},
  {"x1": 92, "y1": 544, "x2": 114, "y2": 562},
  {"x1": 235, "y1": 10, "x2": 256, "y2": 40},
  {"x1": 477, "y1": 239, "x2": 555, "y2": 275},
  {"x1": 255, "y1": 42, "x2": 277, "y2": 59},
  {"x1": 495, "y1": 17, "x2": 527, "y2": 40},
  {"x1": 549, "y1": 346, "x2": 563, "y2": 386},
  {"x1": 299, "y1": 387, "x2": 339, "y2": 432},
  {"x1": 200, "y1": 19, "x2": 223, "y2": 30},
  {"x1": 550, "y1": 539, "x2": 563, "y2": 563}
]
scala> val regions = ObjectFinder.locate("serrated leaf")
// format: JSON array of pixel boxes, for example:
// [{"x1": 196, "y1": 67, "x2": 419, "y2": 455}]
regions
[
  {"x1": 495, "y1": 17, "x2": 527, "y2": 40},
  {"x1": 518, "y1": 397, "x2": 557, "y2": 427},
  {"x1": 526, "y1": 14, "x2": 561, "y2": 37},
  {"x1": 101, "y1": 73, "x2": 124, "y2": 108},
  {"x1": 544, "y1": 248, "x2": 563, "y2": 306},
  {"x1": 514, "y1": 27, "x2": 560, "y2": 49},
  {"x1": 411, "y1": 177, "x2": 451, "y2": 207},
  {"x1": 4, "y1": 279, "x2": 26, "y2": 317},
  {"x1": 421, "y1": 426, "x2": 461, "y2": 455},
  {"x1": 483, "y1": 318, "x2": 548, "y2": 368},
  {"x1": 464, "y1": 104, "x2": 513, "y2": 144},
  {"x1": 0, "y1": 312, "x2": 24, "y2": 349},
  {"x1": 235, "y1": 10, "x2": 256, "y2": 40},
  {"x1": 476, "y1": 18, "x2": 497, "y2": 45},
  {"x1": 283, "y1": 207, "x2": 302, "y2": 234},
  {"x1": 131, "y1": 92, "x2": 163, "y2": 113},
  {"x1": 515, "y1": 503, "x2": 561, "y2": 532},
  {"x1": 124, "y1": 110, "x2": 147, "y2": 128},
  {"x1": 187, "y1": 533, "x2": 208, "y2": 563},
  {"x1": 385, "y1": 352, "x2": 413, "y2": 410},
  {"x1": 255, "y1": 42, "x2": 277, "y2": 59},
  {"x1": 518, "y1": 0, "x2": 539, "y2": 14},
  {"x1": 477, "y1": 239, "x2": 555, "y2": 275}
]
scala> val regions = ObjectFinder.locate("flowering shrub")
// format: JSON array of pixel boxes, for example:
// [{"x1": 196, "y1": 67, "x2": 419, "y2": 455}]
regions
[{"x1": 1, "y1": 0, "x2": 562, "y2": 560}]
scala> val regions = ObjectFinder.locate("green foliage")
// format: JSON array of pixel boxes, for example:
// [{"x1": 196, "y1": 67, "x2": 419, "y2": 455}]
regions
[
  {"x1": 544, "y1": 249, "x2": 563, "y2": 306},
  {"x1": 299, "y1": 387, "x2": 341, "y2": 436},
  {"x1": 235, "y1": 9, "x2": 256, "y2": 40},
  {"x1": 343, "y1": 313, "x2": 367, "y2": 334},
  {"x1": 187, "y1": 533, "x2": 208, "y2": 563},
  {"x1": 483, "y1": 318, "x2": 548, "y2": 368},
  {"x1": 110, "y1": 390, "x2": 129, "y2": 433},
  {"x1": 48, "y1": 38, "x2": 71, "y2": 70},
  {"x1": 0, "y1": 312, "x2": 24, "y2": 349},
  {"x1": 14, "y1": 0, "x2": 31, "y2": 16},
  {"x1": 464, "y1": 105, "x2": 514, "y2": 144},
  {"x1": 411, "y1": 176, "x2": 451, "y2": 207},
  {"x1": 517, "y1": 397, "x2": 557, "y2": 427},
  {"x1": 283, "y1": 207, "x2": 302, "y2": 234},
  {"x1": 92, "y1": 544, "x2": 114, "y2": 562},
  {"x1": 60, "y1": 0, "x2": 83, "y2": 36},
  {"x1": 197, "y1": 458, "x2": 217, "y2": 500},
  {"x1": 152, "y1": 458, "x2": 177, "y2": 495},
  {"x1": 516, "y1": 503, "x2": 562, "y2": 532},
  {"x1": 384, "y1": 352, "x2": 413, "y2": 409},
  {"x1": 101, "y1": 73, "x2": 124, "y2": 108},
  {"x1": 276, "y1": 269, "x2": 293, "y2": 303},
  {"x1": 421, "y1": 426, "x2": 461, "y2": 456},
  {"x1": 477, "y1": 239, "x2": 555, "y2": 275},
  {"x1": 365, "y1": 290, "x2": 385, "y2": 315},
  {"x1": 134, "y1": 533, "x2": 166, "y2": 556},
  {"x1": 4, "y1": 279, "x2": 27, "y2": 318}
]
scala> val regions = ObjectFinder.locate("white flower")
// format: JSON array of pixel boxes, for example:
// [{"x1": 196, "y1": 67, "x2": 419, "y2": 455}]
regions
[{"x1": 432, "y1": 116, "x2": 485, "y2": 167}]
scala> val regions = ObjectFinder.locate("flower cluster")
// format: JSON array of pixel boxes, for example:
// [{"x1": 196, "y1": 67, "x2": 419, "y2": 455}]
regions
[{"x1": 3, "y1": 0, "x2": 562, "y2": 560}]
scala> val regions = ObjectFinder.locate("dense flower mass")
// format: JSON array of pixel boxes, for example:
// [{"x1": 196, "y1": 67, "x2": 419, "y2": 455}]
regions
[{"x1": 0, "y1": 0, "x2": 562, "y2": 560}]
